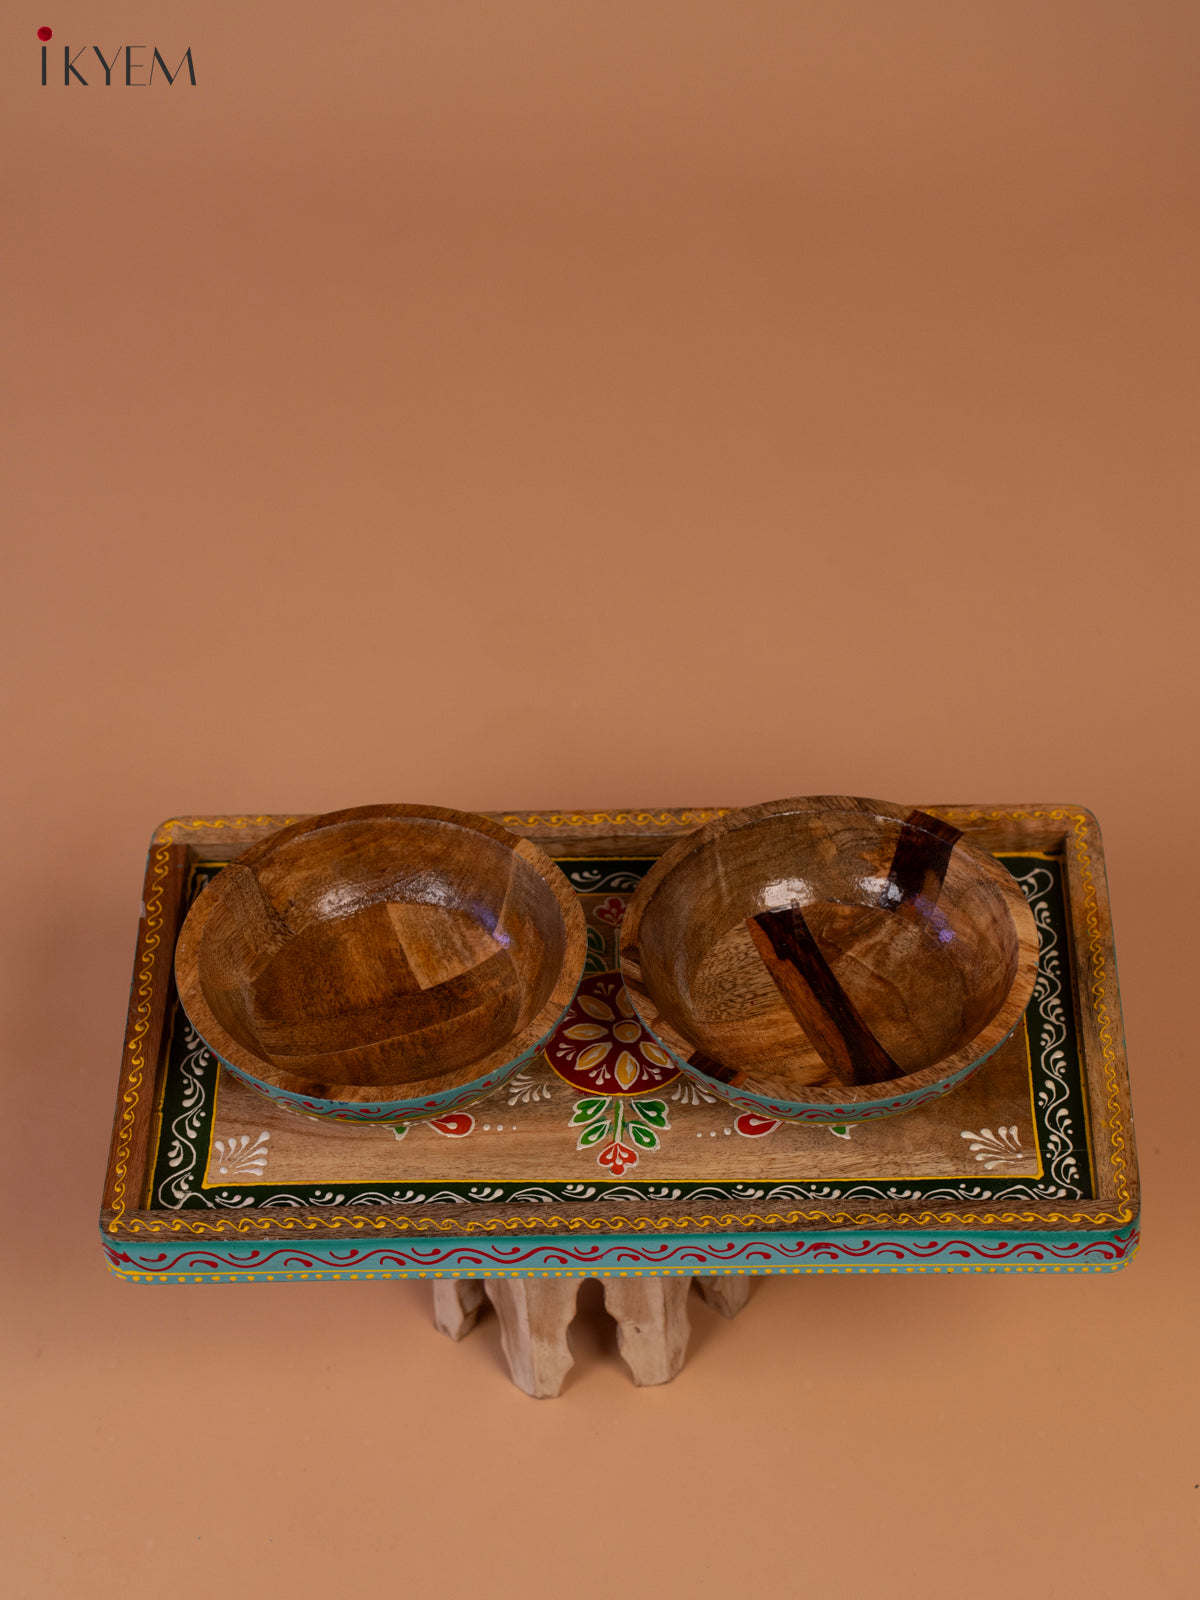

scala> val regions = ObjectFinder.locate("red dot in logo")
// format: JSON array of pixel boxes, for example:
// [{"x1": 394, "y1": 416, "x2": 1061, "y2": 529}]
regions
[{"x1": 37, "y1": 26, "x2": 53, "y2": 41}]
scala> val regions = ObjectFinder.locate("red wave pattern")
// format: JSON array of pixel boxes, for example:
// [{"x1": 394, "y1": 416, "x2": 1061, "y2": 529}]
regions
[{"x1": 105, "y1": 1227, "x2": 1139, "y2": 1278}]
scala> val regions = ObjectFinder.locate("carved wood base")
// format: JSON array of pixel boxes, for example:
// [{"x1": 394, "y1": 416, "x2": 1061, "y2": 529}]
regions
[
  {"x1": 484, "y1": 1276, "x2": 580, "y2": 1398},
  {"x1": 694, "y1": 1273, "x2": 753, "y2": 1318},
  {"x1": 432, "y1": 1277, "x2": 486, "y2": 1341},
  {"x1": 601, "y1": 1275, "x2": 692, "y2": 1386},
  {"x1": 431, "y1": 1274, "x2": 756, "y2": 1397}
]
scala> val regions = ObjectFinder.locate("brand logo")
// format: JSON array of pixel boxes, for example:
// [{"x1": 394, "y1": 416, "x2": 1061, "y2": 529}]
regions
[{"x1": 36, "y1": 27, "x2": 196, "y2": 86}]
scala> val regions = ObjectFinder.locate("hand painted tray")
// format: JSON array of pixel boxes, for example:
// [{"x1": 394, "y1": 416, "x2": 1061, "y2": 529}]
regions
[{"x1": 100, "y1": 806, "x2": 1139, "y2": 1282}]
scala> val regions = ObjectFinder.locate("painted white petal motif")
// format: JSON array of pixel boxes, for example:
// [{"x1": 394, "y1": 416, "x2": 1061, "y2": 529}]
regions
[
  {"x1": 670, "y1": 1079, "x2": 718, "y2": 1105},
  {"x1": 960, "y1": 1126, "x2": 1025, "y2": 1168},
  {"x1": 213, "y1": 1131, "x2": 270, "y2": 1179},
  {"x1": 507, "y1": 1068, "x2": 553, "y2": 1105}
]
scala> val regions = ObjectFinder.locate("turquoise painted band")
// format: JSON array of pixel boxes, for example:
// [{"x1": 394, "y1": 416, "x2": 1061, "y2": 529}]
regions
[
  {"x1": 670, "y1": 1028, "x2": 1007, "y2": 1125},
  {"x1": 103, "y1": 1222, "x2": 1139, "y2": 1282},
  {"x1": 186, "y1": 1005, "x2": 570, "y2": 1125}
]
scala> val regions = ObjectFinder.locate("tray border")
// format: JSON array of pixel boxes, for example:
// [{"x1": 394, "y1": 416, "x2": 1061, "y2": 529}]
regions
[
  {"x1": 102, "y1": 806, "x2": 1137, "y2": 1241},
  {"x1": 102, "y1": 1223, "x2": 1141, "y2": 1282}
]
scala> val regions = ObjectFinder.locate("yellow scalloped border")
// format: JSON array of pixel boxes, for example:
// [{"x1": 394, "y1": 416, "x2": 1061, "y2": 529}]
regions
[
  {"x1": 107, "y1": 807, "x2": 1133, "y2": 1235},
  {"x1": 107, "y1": 843, "x2": 169, "y2": 1229},
  {"x1": 500, "y1": 810, "x2": 730, "y2": 828},
  {"x1": 154, "y1": 815, "x2": 303, "y2": 843},
  {"x1": 1076, "y1": 810, "x2": 1128, "y2": 1205}
]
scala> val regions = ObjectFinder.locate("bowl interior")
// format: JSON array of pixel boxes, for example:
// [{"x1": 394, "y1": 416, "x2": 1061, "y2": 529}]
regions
[
  {"x1": 631, "y1": 806, "x2": 1024, "y2": 1099},
  {"x1": 193, "y1": 815, "x2": 569, "y2": 1088}
]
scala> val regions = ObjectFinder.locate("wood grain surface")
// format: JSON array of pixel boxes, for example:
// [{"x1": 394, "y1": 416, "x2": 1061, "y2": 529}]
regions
[{"x1": 203, "y1": 1018, "x2": 1040, "y2": 1186}]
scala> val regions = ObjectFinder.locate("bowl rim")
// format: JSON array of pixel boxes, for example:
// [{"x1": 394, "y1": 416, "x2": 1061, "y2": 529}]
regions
[
  {"x1": 618, "y1": 794, "x2": 1041, "y2": 1113},
  {"x1": 173, "y1": 802, "x2": 588, "y2": 1107}
]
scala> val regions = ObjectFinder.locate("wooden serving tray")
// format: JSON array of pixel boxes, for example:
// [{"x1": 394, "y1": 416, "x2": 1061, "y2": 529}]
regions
[{"x1": 100, "y1": 806, "x2": 1139, "y2": 1282}]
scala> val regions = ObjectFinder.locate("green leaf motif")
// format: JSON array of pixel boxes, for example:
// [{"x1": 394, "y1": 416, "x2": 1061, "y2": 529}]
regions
[
  {"x1": 583, "y1": 927, "x2": 608, "y2": 974},
  {"x1": 629, "y1": 1098, "x2": 669, "y2": 1128},
  {"x1": 570, "y1": 1097, "x2": 610, "y2": 1126},
  {"x1": 577, "y1": 1120, "x2": 609, "y2": 1149},
  {"x1": 628, "y1": 1122, "x2": 659, "y2": 1150}
]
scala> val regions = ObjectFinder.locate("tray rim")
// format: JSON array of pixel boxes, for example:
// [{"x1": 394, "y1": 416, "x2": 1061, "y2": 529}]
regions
[{"x1": 101, "y1": 804, "x2": 1139, "y2": 1243}]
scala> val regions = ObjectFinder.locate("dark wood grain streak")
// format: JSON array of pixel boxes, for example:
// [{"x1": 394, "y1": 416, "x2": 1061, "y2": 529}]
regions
[
  {"x1": 885, "y1": 808, "x2": 963, "y2": 908},
  {"x1": 686, "y1": 1047, "x2": 746, "y2": 1088},
  {"x1": 747, "y1": 907, "x2": 900, "y2": 1088}
]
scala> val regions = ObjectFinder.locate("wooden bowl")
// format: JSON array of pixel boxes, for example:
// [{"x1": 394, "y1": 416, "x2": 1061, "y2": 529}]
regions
[
  {"x1": 619, "y1": 796, "x2": 1040, "y2": 1124},
  {"x1": 174, "y1": 804, "x2": 588, "y2": 1123}
]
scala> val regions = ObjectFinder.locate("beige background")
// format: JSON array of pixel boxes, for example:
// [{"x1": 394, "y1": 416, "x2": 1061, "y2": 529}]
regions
[{"x1": 3, "y1": 4, "x2": 1198, "y2": 1595}]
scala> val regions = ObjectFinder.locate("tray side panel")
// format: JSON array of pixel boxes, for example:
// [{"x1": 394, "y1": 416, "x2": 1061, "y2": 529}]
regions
[
  {"x1": 1060, "y1": 808, "x2": 1138, "y2": 1216},
  {"x1": 101, "y1": 844, "x2": 189, "y2": 1222},
  {"x1": 101, "y1": 1221, "x2": 1141, "y2": 1282}
]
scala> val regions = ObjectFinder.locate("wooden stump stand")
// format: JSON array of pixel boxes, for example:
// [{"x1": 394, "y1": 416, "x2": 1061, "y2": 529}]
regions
[{"x1": 432, "y1": 1274, "x2": 754, "y2": 1397}]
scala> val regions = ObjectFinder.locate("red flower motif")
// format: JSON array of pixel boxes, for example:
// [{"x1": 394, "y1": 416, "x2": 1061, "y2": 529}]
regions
[
  {"x1": 593, "y1": 896, "x2": 627, "y2": 928},
  {"x1": 597, "y1": 1139, "x2": 638, "y2": 1176},
  {"x1": 430, "y1": 1112, "x2": 474, "y2": 1137},
  {"x1": 734, "y1": 1112, "x2": 781, "y2": 1138}
]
